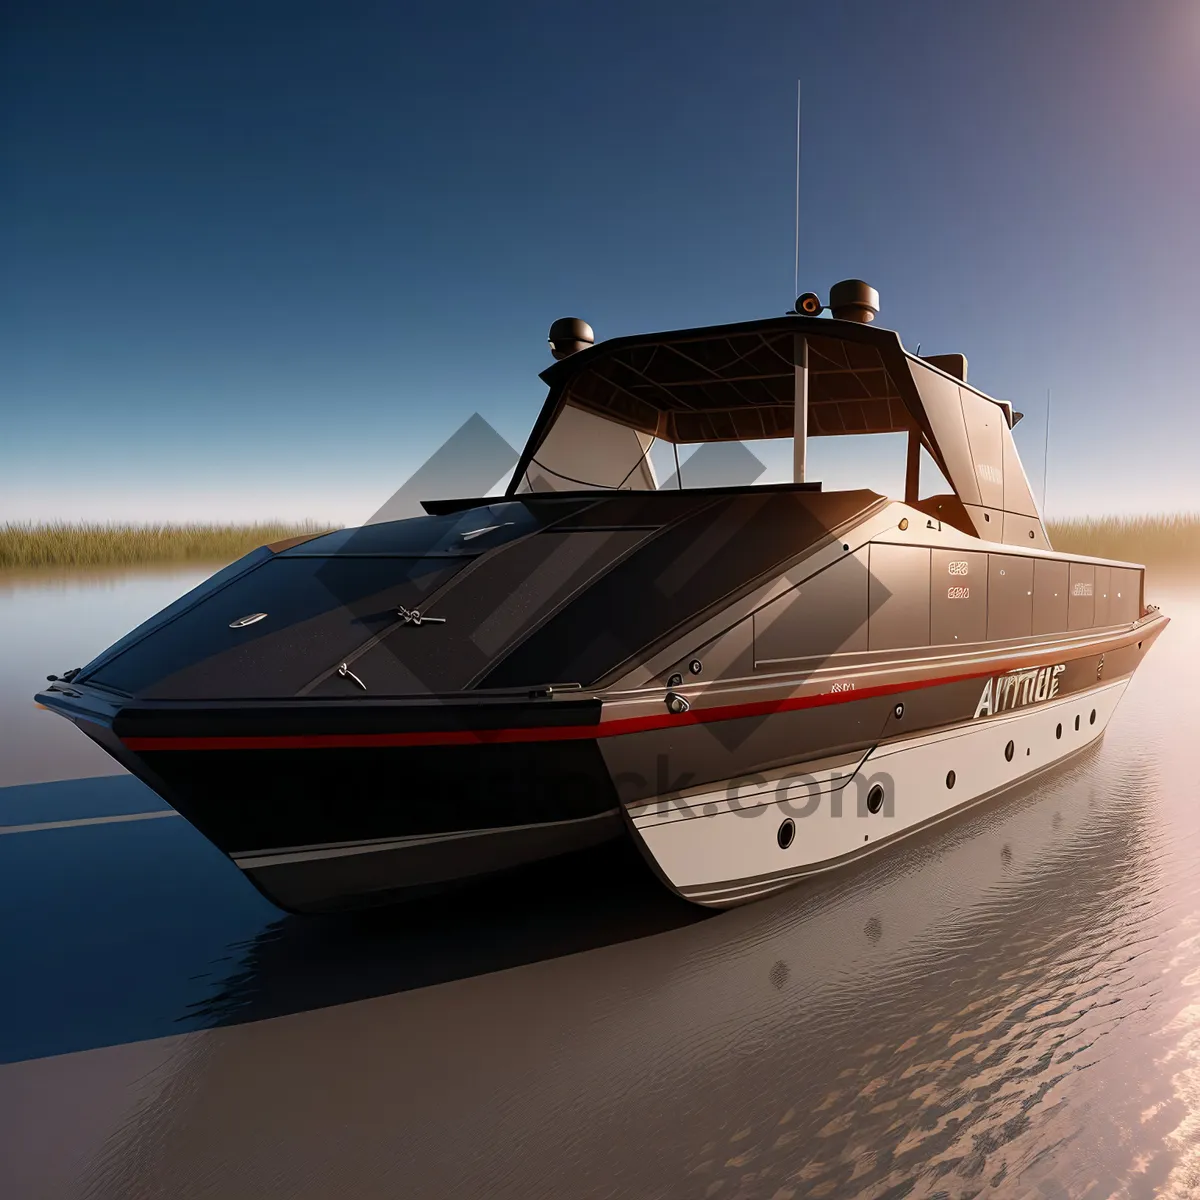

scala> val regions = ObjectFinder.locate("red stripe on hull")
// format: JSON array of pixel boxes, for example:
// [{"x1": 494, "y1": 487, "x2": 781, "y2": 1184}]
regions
[{"x1": 120, "y1": 668, "x2": 996, "y2": 752}]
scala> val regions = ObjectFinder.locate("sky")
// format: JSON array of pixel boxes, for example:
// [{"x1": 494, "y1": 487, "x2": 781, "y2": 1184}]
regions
[{"x1": 3, "y1": 0, "x2": 1199, "y2": 525}]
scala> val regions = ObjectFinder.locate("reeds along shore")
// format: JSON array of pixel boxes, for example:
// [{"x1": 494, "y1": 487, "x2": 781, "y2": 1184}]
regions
[
  {"x1": 1046, "y1": 514, "x2": 1199, "y2": 573},
  {"x1": 0, "y1": 522, "x2": 334, "y2": 569},
  {"x1": 0, "y1": 515, "x2": 1197, "y2": 571}
]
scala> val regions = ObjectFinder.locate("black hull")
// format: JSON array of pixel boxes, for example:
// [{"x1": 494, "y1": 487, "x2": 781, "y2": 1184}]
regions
[
  {"x1": 79, "y1": 725, "x2": 625, "y2": 913},
  {"x1": 237, "y1": 811, "x2": 626, "y2": 914}
]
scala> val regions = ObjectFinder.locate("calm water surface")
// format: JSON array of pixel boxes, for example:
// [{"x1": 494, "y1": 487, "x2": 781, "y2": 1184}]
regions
[
  {"x1": 0, "y1": 567, "x2": 214, "y2": 787},
  {"x1": 1, "y1": 569, "x2": 1198, "y2": 1199}
]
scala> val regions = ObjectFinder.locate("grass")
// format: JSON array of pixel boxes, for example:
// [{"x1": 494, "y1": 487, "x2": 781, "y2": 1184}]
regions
[
  {"x1": 2, "y1": 514, "x2": 1197, "y2": 571},
  {"x1": 1046, "y1": 513, "x2": 1200, "y2": 570},
  {"x1": 0, "y1": 521, "x2": 336, "y2": 569}
]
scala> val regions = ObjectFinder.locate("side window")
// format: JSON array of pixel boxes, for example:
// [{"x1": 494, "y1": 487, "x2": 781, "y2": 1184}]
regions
[
  {"x1": 917, "y1": 444, "x2": 953, "y2": 501},
  {"x1": 804, "y1": 432, "x2": 909, "y2": 499},
  {"x1": 521, "y1": 404, "x2": 657, "y2": 492}
]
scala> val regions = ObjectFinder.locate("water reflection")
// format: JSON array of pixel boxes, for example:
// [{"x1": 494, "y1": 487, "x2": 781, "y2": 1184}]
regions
[
  {"x1": 0, "y1": 566, "x2": 215, "y2": 787},
  {"x1": 181, "y1": 838, "x2": 707, "y2": 1030},
  {"x1": 75, "y1": 737, "x2": 1198, "y2": 1199}
]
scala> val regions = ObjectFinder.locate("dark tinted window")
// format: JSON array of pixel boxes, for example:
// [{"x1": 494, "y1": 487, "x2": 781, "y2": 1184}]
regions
[
  {"x1": 86, "y1": 556, "x2": 466, "y2": 698},
  {"x1": 79, "y1": 547, "x2": 272, "y2": 679},
  {"x1": 483, "y1": 490, "x2": 879, "y2": 688}
]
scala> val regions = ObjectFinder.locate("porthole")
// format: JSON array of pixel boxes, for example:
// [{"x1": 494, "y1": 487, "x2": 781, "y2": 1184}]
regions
[
  {"x1": 668, "y1": 673, "x2": 682, "y2": 687},
  {"x1": 1028, "y1": 530, "x2": 1036, "y2": 539},
  {"x1": 688, "y1": 659, "x2": 703, "y2": 675},
  {"x1": 1090, "y1": 709, "x2": 1096, "y2": 725},
  {"x1": 893, "y1": 703, "x2": 904, "y2": 720},
  {"x1": 866, "y1": 784, "x2": 885, "y2": 814},
  {"x1": 1005, "y1": 740, "x2": 1015, "y2": 762},
  {"x1": 842, "y1": 543, "x2": 850, "y2": 551},
  {"x1": 984, "y1": 512, "x2": 990, "y2": 522},
  {"x1": 946, "y1": 770, "x2": 956, "y2": 789},
  {"x1": 1056, "y1": 723, "x2": 1062, "y2": 740},
  {"x1": 777, "y1": 819, "x2": 795, "y2": 850},
  {"x1": 1075, "y1": 715, "x2": 1080, "y2": 731},
  {"x1": 899, "y1": 518, "x2": 909, "y2": 530}
]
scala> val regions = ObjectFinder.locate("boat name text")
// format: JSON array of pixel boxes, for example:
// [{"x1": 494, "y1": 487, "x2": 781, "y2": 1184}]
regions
[{"x1": 973, "y1": 663, "x2": 1066, "y2": 718}]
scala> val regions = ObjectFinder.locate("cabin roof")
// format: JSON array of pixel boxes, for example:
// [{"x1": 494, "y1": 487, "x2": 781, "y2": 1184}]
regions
[{"x1": 536, "y1": 314, "x2": 1010, "y2": 444}]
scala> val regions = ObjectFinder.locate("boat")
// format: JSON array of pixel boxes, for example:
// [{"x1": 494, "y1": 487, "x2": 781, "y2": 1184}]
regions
[{"x1": 36, "y1": 280, "x2": 1169, "y2": 912}]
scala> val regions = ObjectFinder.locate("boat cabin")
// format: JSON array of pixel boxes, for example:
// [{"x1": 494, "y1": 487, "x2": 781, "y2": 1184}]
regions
[{"x1": 510, "y1": 302, "x2": 1050, "y2": 551}]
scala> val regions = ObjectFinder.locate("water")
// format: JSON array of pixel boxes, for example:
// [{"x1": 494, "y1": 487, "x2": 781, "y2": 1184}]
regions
[
  {"x1": 1, "y1": 569, "x2": 1197, "y2": 1199},
  {"x1": 0, "y1": 567, "x2": 214, "y2": 787}
]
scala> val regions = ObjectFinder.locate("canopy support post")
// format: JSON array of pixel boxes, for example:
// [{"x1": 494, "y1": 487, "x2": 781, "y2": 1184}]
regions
[
  {"x1": 793, "y1": 334, "x2": 808, "y2": 483},
  {"x1": 905, "y1": 427, "x2": 921, "y2": 504}
]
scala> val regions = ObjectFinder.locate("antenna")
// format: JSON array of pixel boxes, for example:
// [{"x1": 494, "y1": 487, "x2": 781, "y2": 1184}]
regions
[
  {"x1": 1041, "y1": 387, "x2": 1052, "y2": 514},
  {"x1": 793, "y1": 79, "x2": 801, "y2": 300}
]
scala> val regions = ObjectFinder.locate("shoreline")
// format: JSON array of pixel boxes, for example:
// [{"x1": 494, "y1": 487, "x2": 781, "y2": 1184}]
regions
[
  {"x1": 0, "y1": 522, "x2": 334, "y2": 571},
  {"x1": 1, "y1": 515, "x2": 1196, "y2": 573}
]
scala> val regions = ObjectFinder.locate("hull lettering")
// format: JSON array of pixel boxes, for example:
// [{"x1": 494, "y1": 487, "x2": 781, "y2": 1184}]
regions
[{"x1": 973, "y1": 663, "x2": 1066, "y2": 718}]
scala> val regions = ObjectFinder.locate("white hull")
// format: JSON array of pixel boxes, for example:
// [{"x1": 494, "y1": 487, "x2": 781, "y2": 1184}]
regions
[{"x1": 627, "y1": 677, "x2": 1129, "y2": 907}]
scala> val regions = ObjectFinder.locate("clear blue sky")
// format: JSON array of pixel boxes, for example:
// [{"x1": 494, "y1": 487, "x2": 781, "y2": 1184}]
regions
[{"x1": 3, "y1": 0, "x2": 1198, "y2": 524}]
